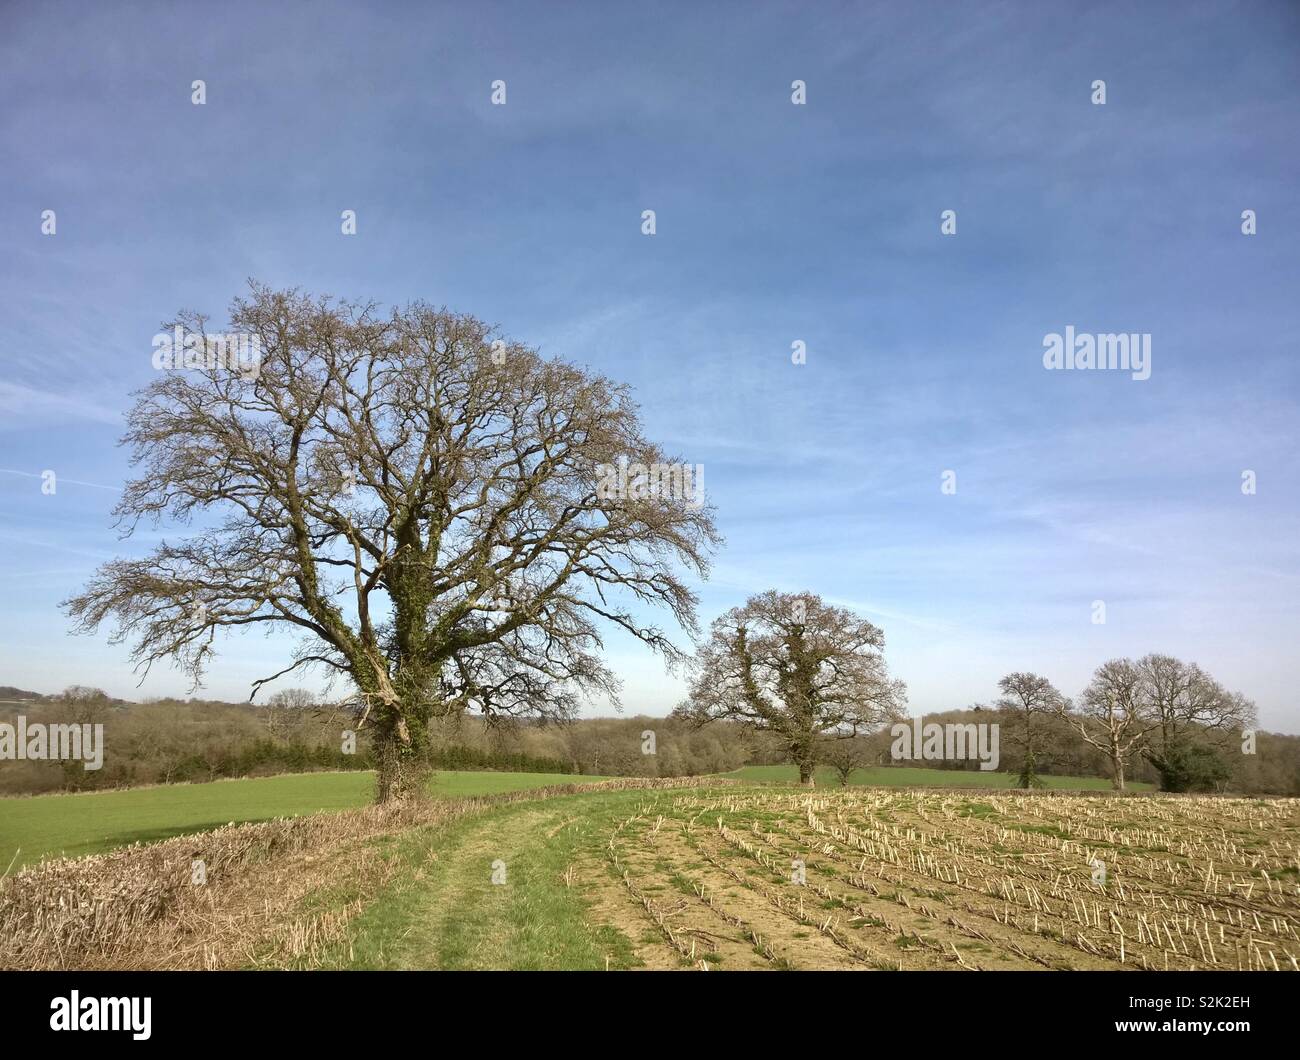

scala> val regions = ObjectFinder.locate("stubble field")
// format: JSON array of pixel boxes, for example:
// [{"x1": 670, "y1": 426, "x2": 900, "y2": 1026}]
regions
[
  {"x1": 321, "y1": 784, "x2": 1300, "y2": 972},
  {"x1": 573, "y1": 788, "x2": 1300, "y2": 971}
]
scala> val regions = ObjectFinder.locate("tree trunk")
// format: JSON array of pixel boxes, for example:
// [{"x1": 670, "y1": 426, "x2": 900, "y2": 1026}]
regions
[
  {"x1": 374, "y1": 712, "x2": 430, "y2": 803},
  {"x1": 1111, "y1": 754, "x2": 1126, "y2": 792},
  {"x1": 798, "y1": 759, "x2": 815, "y2": 787}
]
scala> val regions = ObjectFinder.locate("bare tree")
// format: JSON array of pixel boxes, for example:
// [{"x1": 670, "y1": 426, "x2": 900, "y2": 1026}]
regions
[
  {"x1": 673, "y1": 591, "x2": 906, "y2": 786},
  {"x1": 266, "y1": 687, "x2": 315, "y2": 740},
  {"x1": 65, "y1": 285, "x2": 719, "y2": 801},
  {"x1": 819, "y1": 734, "x2": 871, "y2": 787},
  {"x1": 996, "y1": 672, "x2": 1067, "y2": 788},
  {"x1": 1134, "y1": 654, "x2": 1255, "y2": 791},
  {"x1": 54, "y1": 686, "x2": 114, "y2": 726},
  {"x1": 1060, "y1": 659, "x2": 1159, "y2": 791}
]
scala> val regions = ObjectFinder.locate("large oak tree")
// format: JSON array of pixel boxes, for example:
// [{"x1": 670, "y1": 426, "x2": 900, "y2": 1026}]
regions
[{"x1": 66, "y1": 285, "x2": 719, "y2": 801}]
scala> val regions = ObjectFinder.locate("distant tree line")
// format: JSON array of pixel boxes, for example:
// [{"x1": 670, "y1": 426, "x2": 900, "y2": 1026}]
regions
[
  {"x1": 424, "y1": 744, "x2": 569, "y2": 775},
  {"x1": 784, "y1": 659, "x2": 1292, "y2": 795},
  {"x1": 989, "y1": 657, "x2": 1262, "y2": 793},
  {"x1": 1, "y1": 676, "x2": 1295, "y2": 797},
  {"x1": 0, "y1": 688, "x2": 367, "y2": 794},
  {"x1": 0, "y1": 687, "x2": 754, "y2": 795}
]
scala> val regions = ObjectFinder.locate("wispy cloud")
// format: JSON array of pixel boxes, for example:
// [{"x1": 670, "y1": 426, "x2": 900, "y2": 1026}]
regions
[{"x1": 0, "y1": 383, "x2": 123, "y2": 429}]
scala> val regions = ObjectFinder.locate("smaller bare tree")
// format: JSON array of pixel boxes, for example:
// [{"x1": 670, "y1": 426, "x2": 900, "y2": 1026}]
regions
[
  {"x1": 674, "y1": 591, "x2": 906, "y2": 786},
  {"x1": 996, "y1": 672, "x2": 1067, "y2": 788},
  {"x1": 819, "y1": 735, "x2": 870, "y2": 787},
  {"x1": 54, "y1": 686, "x2": 114, "y2": 726},
  {"x1": 266, "y1": 687, "x2": 315, "y2": 740},
  {"x1": 1060, "y1": 659, "x2": 1158, "y2": 791},
  {"x1": 1135, "y1": 654, "x2": 1255, "y2": 790}
]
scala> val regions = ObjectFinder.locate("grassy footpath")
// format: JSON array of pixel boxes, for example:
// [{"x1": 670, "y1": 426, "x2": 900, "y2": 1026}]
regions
[
  {"x1": 311, "y1": 790, "x2": 647, "y2": 971},
  {"x1": 723, "y1": 764, "x2": 1152, "y2": 790},
  {"x1": 0, "y1": 770, "x2": 602, "y2": 869}
]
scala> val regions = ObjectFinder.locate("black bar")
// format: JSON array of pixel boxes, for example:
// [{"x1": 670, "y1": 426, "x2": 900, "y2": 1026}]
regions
[{"x1": 0, "y1": 970, "x2": 1285, "y2": 1045}]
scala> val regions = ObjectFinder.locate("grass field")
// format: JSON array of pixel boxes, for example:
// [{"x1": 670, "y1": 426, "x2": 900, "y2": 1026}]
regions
[
  {"x1": 0, "y1": 769, "x2": 600, "y2": 869},
  {"x1": 723, "y1": 764, "x2": 1154, "y2": 790},
  {"x1": 305, "y1": 784, "x2": 1297, "y2": 971},
  {"x1": 0, "y1": 763, "x2": 1151, "y2": 872}
]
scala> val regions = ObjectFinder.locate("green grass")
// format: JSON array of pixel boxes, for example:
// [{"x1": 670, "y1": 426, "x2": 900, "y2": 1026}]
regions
[
  {"x1": 0, "y1": 769, "x2": 601, "y2": 869},
  {"x1": 318, "y1": 790, "x2": 647, "y2": 970},
  {"x1": 722, "y1": 764, "x2": 1153, "y2": 791}
]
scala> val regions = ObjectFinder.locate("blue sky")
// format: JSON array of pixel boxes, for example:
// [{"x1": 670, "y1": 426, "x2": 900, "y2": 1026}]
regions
[{"x1": 1, "y1": 1, "x2": 1297, "y2": 730}]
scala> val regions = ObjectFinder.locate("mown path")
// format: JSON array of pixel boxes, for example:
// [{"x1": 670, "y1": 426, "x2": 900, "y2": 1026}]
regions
[{"x1": 329, "y1": 792, "x2": 646, "y2": 970}]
